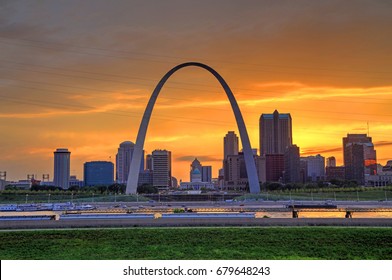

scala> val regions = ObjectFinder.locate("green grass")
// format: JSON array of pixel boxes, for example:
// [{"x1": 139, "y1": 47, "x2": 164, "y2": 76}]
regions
[{"x1": 1, "y1": 227, "x2": 391, "y2": 260}]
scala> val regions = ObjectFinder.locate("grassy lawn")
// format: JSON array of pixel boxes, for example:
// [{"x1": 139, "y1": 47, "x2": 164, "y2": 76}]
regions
[{"x1": 1, "y1": 227, "x2": 391, "y2": 260}]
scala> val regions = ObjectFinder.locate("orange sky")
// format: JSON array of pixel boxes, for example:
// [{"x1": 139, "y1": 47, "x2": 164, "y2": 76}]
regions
[{"x1": 0, "y1": 1, "x2": 391, "y2": 182}]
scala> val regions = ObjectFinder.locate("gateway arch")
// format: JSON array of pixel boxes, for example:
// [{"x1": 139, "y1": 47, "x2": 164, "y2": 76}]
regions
[{"x1": 126, "y1": 62, "x2": 260, "y2": 194}]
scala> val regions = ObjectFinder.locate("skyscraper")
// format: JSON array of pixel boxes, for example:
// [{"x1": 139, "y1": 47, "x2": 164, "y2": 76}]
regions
[
  {"x1": 265, "y1": 154, "x2": 284, "y2": 182},
  {"x1": 301, "y1": 154, "x2": 325, "y2": 182},
  {"x1": 223, "y1": 131, "x2": 239, "y2": 159},
  {"x1": 259, "y1": 109, "x2": 292, "y2": 155},
  {"x1": 326, "y1": 156, "x2": 336, "y2": 167},
  {"x1": 116, "y1": 141, "x2": 144, "y2": 184},
  {"x1": 201, "y1": 166, "x2": 212, "y2": 183},
  {"x1": 53, "y1": 148, "x2": 70, "y2": 189},
  {"x1": 152, "y1": 149, "x2": 172, "y2": 188},
  {"x1": 84, "y1": 161, "x2": 114, "y2": 186},
  {"x1": 343, "y1": 134, "x2": 377, "y2": 184},
  {"x1": 344, "y1": 143, "x2": 365, "y2": 184},
  {"x1": 284, "y1": 145, "x2": 301, "y2": 183},
  {"x1": 146, "y1": 154, "x2": 153, "y2": 171}
]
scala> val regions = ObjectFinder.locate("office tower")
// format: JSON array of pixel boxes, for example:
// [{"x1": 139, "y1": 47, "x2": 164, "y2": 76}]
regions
[
  {"x1": 284, "y1": 145, "x2": 301, "y2": 183},
  {"x1": 256, "y1": 156, "x2": 266, "y2": 183},
  {"x1": 138, "y1": 170, "x2": 153, "y2": 187},
  {"x1": 224, "y1": 153, "x2": 248, "y2": 190},
  {"x1": 202, "y1": 166, "x2": 212, "y2": 182},
  {"x1": 152, "y1": 149, "x2": 172, "y2": 188},
  {"x1": 326, "y1": 156, "x2": 336, "y2": 167},
  {"x1": 146, "y1": 154, "x2": 153, "y2": 170},
  {"x1": 300, "y1": 160, "x2": 308, "y2": 183},
  {"x1": 53, "y1": 148, "x2": 70, "y2": 189},
  {"x1": 326, "y1": 166, "x2": 345, "y2": 181},
  {"x1": 343, "y1": 134, "x2": 377, "y2": 184},
  {"x1": 259, "y1": 109, "x2": 292, "y2": 156},
  {"x1": 265, "y1": 154, "x2": 284, "y2": 182},
  {"x1": 224, "y1": 131, "x2": 239, "y2": 159},
  {"x1": 84, "y1": 161, "x2": 114, "y2": 186},
  {"x1": 301, "y1": 154, "x2": 325, "y2": 182},
  {"x1": 224, "y1": 152, "x2": 264, "y2": 190},
  {"x1": 344, "y1": 143, "x2": 365, "y2": 184},
  {"x1": 116, "y1": 141, "x2": 144, "y2": 184}
]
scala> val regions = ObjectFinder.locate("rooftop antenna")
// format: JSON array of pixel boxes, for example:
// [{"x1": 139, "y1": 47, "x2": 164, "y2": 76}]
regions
[{"x1": 367, "y1": 121, "x2": 370, "y2": 136}]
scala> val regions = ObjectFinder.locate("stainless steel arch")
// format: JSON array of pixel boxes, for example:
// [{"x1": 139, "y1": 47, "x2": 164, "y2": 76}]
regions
[{"x1": 126, "y1": 62, "x2": 260, "y2": 194}]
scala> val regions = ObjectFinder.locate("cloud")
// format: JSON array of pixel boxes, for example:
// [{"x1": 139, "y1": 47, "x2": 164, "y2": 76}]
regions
[
  {"x1": 301, "y1": 141, "x2": 392, "y2": 157},
  {"x1": 301, "y1": 146, "x2": 342, "y2": 156},
  {"x1": 148, "y1": 135, "x2": 191, "y2": 143},
  {"x1": 176, "y1": 155, "x2": 221, "y2": 162},
  {"x1": 375, "y1": 141, "x2": 392, "y2": 148}
]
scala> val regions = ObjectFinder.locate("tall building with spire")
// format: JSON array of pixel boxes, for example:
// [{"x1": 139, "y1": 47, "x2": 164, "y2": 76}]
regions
[{"x1": 259, "y1": 109, "x2": 292, "y2": 156}]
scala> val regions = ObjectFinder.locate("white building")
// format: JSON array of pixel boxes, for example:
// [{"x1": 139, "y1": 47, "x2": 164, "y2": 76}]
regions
[{"x1": 366, "y1": 175, "x2": 392, "y2": 187}]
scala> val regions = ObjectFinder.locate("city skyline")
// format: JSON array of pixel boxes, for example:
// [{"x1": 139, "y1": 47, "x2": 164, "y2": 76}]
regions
[{"x1": 1, "y1": 1, "x2": 392, "y2": 182}]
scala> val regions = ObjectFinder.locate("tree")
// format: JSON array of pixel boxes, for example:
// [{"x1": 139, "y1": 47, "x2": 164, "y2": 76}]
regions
[{"x1": 137, "y1": 184, "x2": 158, "y2": 194}]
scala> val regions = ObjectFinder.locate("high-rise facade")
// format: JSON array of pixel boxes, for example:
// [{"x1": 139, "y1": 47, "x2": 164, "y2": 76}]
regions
[
  {"x1": 53, "y1": 148, "x2": 70, "y2": 189},
  {"x1": 201, "y1": 166, "x2": 212, "y2": 183},
  {"x1": 146, "y1": 154, "x2": 153, "y2": 171},
  {"x1": 116, "y1": 141, "x2": 144, "y2": 184},
  {"x1": 326, "y1": 156, "x2": 336, "y2": 167},
  {"x1": 344, "y1": 143, "x2": 365, "y2": 184},
  {"x1": 84, "y1": 161, "x2": 114, "y2": 186},
  {"x1": 343, "y1": 134, "x2": 377, "y2": 185},
  {"x1": 265, "y1": 154, "x2": 284, "y2": 182},
  {"x1": 301, "y1": 154, "x2": 325, "y2": 182},
  {"x1": 223, "y1": 131, "x2": 239, "y2": 159},
  {"x1": 284, "y1": 145, "x2": 301, "y2": 183},
  {"x1": 152, "y1": 149, "x2": 172, "y2": 188},
  {"x1": 259, "y1": 109, "x2": 292, "y2": 156}
]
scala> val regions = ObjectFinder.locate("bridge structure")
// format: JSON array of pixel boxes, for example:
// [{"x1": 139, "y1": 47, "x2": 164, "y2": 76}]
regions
[
  {"x1": 126, "y1": 62, "x2": 260, "y2": 194},
  {"x1": 62, "y1": 206, "x2": 392, "y2": 219}
]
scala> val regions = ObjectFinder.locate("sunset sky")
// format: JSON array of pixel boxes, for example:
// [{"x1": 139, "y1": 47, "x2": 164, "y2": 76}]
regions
[{"x1": 1, "y1": 0, "x2": 391, "y2": 183}]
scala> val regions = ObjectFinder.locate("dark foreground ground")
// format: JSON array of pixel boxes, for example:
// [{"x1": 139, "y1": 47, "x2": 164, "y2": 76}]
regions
[{"x1": 1, "y1": 217, "x2": 392, "y2": 229}]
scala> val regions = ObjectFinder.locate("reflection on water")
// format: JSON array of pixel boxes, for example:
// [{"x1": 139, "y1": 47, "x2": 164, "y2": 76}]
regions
[
  {"x1": 255, "y1": 212, "x2": 291, "y2": 218},
  {"x1": 256, "y1": 211, "x2": 392, "y2": 218}
]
